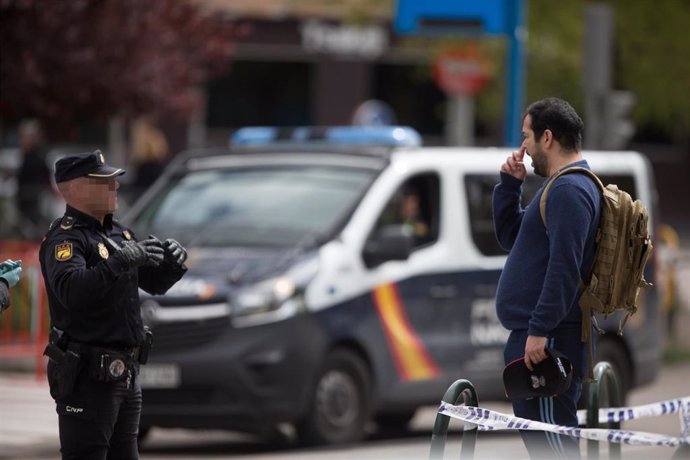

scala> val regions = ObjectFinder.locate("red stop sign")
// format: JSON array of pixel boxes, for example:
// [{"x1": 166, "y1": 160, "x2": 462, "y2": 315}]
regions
[{"x1": 433, "y1": 50, "x2": 491, "y2": 96}]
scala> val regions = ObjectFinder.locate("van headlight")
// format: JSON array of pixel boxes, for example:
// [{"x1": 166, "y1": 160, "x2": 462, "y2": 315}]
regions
[{"x1": 230, "y1": 256, "x2": 318, "y2": 327}]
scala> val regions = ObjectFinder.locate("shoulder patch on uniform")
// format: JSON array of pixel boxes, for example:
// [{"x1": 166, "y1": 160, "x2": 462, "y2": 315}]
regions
[
  {"x1": 55, "y1": 242, "x2": 73, "y2": 261},
  {"x1": 60, "y1": 215, "x2": 76, "y2": 230}
]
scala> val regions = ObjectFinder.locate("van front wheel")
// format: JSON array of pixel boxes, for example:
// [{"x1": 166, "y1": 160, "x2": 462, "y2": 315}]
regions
[
  {"x1": 595, "y1": 337, "x2": 632, "y2": 403},
  {"x1": 297, "y1": 349, "x2": 370, "y2": 446}
]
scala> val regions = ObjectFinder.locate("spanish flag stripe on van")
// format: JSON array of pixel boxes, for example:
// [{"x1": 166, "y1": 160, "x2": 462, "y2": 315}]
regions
[{"x1": 373, "y1": 283, "x2": 440, "y2": 381}]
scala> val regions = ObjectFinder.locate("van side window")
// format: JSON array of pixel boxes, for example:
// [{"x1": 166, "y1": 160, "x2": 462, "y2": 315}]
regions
[
  {"x1": 371, "y1": 173, "x2": 441, "y2": 250},
  {"x1": 465, "y1": 174, "x2": 503, "y2": 256},
  {"x1": 464, "y1": 173, "x2": 638, "y2": 256},
  {"x1": 465, "y1": 174, "x2": 542, "y2": 256}
]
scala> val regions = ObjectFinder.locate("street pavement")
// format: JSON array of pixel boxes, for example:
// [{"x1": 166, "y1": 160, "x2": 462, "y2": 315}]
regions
[{"x1": 0, "y1": 373, "x2": 56, "y2": 459}]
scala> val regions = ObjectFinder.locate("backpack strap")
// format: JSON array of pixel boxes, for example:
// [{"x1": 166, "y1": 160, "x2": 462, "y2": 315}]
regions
[
  {"x1": 580, "y1": 303, "x2": 598, "y2": 383},
  {"x1": 539, "y1": 166, "x2": 605, "y2": 229}
]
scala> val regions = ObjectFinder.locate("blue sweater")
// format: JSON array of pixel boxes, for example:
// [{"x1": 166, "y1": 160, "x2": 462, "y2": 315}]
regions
[{"x1": 493, "y1": 160, "x2": 601, "y2": 336}]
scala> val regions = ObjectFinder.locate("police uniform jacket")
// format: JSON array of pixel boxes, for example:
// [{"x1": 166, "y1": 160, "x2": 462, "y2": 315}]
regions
[{"x1": 40, "y1": 205, "x2": 186, "y2": 348}]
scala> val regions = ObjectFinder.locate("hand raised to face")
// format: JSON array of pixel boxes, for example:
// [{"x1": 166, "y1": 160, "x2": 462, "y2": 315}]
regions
[{"x1": 500, "y1": 145, "x2": 527, "y2": 181}]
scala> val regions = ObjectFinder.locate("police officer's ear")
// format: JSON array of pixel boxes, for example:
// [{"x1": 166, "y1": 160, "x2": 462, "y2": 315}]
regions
[{"x1": 57, "y1": 181, "x2": 71, "y2": 198}]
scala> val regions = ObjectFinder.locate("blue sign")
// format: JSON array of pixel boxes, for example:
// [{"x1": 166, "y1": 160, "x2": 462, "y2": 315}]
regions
[
  {"x1": 395, "y1": 0, "x2": 509, "y2": 36},
  {"x1": 394, "y1": 0, "x2": 527, "y2": 146}
]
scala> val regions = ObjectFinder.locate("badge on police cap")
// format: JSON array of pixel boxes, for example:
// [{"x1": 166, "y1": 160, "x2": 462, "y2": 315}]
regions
[
  {"x1": 97, "y1": 242, "x2": 109, "y2": 259},
  {"x1": 55, "y1": 242, "x2": 73, "y2": 261}
]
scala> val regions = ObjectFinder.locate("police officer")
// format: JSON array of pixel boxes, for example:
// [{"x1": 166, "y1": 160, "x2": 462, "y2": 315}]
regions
[{"x1": 39, "y1": 150, "x2": 187, "y2": 459}]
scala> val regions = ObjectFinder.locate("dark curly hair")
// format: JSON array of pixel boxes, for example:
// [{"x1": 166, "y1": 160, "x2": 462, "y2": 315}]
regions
[{"x1": 524, "y1": 98, "x2": 584, "y2": 152}]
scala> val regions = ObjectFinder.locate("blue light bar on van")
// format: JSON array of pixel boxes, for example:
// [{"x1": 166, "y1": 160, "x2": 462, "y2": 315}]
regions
[{"x1": 230, "y1": 126, "x2": 422, "y2": 148}]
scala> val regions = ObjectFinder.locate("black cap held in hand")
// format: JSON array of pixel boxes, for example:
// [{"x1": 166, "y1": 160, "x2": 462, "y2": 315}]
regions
[
  {"x1": 503, "y1": 348, "x2": 573, "y2": 400},
  {"x1": 54, "y1": 150, "x2": 125, "y2": 183}
]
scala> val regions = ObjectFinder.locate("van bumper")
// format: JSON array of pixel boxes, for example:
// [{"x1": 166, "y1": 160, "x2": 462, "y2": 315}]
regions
[{"x1": 140, "y1": 314, "x2": 326, "y2": 432}]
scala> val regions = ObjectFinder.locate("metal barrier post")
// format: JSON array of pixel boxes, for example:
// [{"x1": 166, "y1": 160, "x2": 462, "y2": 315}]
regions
[
  {"x1": 587, "y1": 361, "x2": 622, "y2": 460},
  {"x1": 429, "y1": 379, "x2": 478, "y2": 460}
]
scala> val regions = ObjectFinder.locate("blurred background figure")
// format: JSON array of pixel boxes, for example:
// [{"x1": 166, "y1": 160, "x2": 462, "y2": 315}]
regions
[
  {"x1": 351, "y1": 99, "x2": 397, "y2": 126},
  {"x1": 15, "y1": 119, "x2": 52, "y2": 239},
  {"x1": 400, "y1": 187, "x2": 429, "y2": 244},
  {"x1": 130, "y1": 116, "x2": 169, "y2": 197},
  {"x1": 657, "y1": 223, "x2": 681, "y2": 343}
]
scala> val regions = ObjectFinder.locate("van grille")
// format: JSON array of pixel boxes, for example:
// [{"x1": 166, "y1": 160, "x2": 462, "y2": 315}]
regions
[{"x1": 149, "y1": 315, "x2": 230, "y2": 351}]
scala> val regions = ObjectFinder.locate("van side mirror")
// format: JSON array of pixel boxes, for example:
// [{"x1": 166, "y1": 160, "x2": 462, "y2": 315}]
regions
[{"x1": 362, "y1": 225, "x2": 414, "y2": 268}]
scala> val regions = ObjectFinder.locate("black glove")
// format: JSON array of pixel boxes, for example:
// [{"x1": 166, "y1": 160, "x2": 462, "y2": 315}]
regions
[
  {"x1": 116, "y1": 239, "x2": 165, "y2": 268},
  {"x1": 163, "y1": 239, "x2": 187, "y2": 266}
]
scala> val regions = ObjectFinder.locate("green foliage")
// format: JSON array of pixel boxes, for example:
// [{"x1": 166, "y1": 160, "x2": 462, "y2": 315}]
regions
[
  {"x1": 525, "y1": 0, "x2": 586, "y2": 114},
  {"x1": 606, "y1": 0, "x2": 690, "y2": 141},
  {"x1": 526, "y1": 0, "x2": 690, "y2": 141}
]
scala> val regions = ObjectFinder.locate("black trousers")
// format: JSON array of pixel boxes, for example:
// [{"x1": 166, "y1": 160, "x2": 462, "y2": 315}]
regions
[
  {"x1": 504, "y1": 328, "x2": 588, "y2": 460},
  {"x1": 48, "y1": 360, "x2": 142, "y2": 460}
]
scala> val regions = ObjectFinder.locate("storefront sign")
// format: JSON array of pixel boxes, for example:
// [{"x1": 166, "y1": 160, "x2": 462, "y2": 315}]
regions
[{"x1": 301, "y1": 20, "x2": 387, "y2": 58}]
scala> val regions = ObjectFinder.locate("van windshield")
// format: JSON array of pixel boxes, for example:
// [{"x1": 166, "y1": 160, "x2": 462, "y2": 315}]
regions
[{"x1": 133, "y1": 165, "x2": 378, "y2": 247}]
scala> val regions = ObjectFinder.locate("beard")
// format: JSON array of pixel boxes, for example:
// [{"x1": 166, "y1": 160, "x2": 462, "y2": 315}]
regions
[{"x1": 529, "y1": 149, "x2": 548, "y2": 177}]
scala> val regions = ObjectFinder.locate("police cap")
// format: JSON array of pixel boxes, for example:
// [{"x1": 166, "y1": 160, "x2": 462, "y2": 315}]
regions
[{"x1": 54, "y1": 150, "x2": 125, "y2": 183}]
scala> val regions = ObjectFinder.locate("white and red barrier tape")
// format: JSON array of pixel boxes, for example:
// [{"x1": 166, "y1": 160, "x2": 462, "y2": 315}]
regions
[{"x1": 438, "y1": 396, "x2": 690, "y2": 447}]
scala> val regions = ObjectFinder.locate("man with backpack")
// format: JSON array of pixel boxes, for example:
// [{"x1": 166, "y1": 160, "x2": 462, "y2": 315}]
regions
[{"x1": 493, "y1": 97, "x2": 601, "y2": 459}]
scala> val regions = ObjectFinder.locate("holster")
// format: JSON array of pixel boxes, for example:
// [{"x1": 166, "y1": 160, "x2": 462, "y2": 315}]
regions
[{"x1": 43, "y1": 342, "x2": 81, "y2": 399}]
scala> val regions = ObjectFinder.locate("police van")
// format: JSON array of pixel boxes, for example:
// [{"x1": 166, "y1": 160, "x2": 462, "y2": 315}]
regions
[{"x1": 125, "y1": 126, "x2": 661, "y2": 445}]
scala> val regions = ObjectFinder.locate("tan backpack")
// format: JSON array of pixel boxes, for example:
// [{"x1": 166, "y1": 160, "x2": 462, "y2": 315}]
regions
[{"x1": 539, "y1": 167, "x2": 654, "y2": 380}]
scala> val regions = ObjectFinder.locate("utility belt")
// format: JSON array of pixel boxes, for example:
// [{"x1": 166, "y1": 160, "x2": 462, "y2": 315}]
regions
[
  {"x1": 81, "y1": 344, "x2": 140, "y2": 382},
  {"x1": 44, "y1": 327, "x2": 153, "y2": 397}
]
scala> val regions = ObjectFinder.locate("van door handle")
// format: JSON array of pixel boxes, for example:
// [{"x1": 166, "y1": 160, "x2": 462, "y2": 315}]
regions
[{"x1": 430, "y1": 285, "x2": 458, "y2": 299}]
